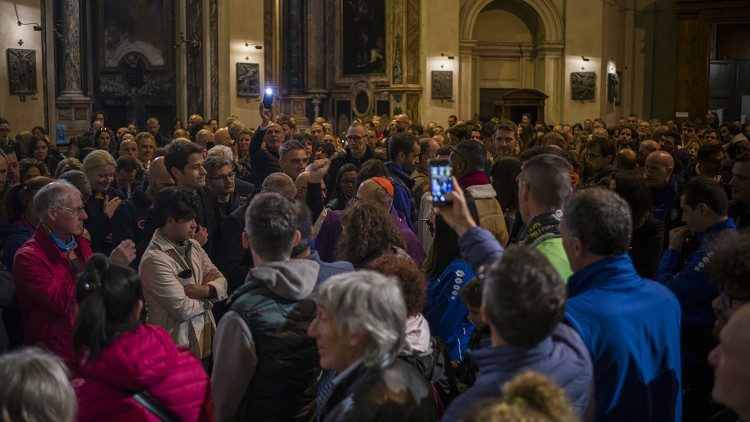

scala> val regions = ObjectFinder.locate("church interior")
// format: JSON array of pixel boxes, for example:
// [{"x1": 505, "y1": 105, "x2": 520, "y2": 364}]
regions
[{"x1": 0, "y1": 0, "x2": 749, "y2": 139}]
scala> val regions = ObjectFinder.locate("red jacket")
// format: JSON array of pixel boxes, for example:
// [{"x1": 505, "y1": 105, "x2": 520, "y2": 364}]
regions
[
  {"x1": 74, "y1": 324, "x2": 214, "y2": 422},
  {"x1": 12, "y1": 225, "x2": 92, "y2": 365}
]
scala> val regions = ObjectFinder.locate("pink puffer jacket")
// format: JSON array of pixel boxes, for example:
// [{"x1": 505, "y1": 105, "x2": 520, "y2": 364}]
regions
[{"x1": 74, "y1": 324, "x2": 214, "y2": 421}]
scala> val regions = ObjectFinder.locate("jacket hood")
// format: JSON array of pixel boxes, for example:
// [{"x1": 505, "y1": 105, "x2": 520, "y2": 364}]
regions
[{"x1": 249, "y1": 259, "x2": 320, "y2": 301}]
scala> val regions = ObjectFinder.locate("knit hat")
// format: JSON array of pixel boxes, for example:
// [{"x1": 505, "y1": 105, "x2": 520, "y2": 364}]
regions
[{"x1": 369, "y1": 177, "x2": 394, "y2": 198}]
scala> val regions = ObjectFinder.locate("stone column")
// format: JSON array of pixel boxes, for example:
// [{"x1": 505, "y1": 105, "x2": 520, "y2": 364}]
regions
[
  {"x1": 59, "y1": 0, "x2": 84, "y2": 97},
  {"x1": 56, "y1": 0, "x2": 91, "y2": 137},
  {"x1": 536, "y1": 43, "x2": 564, "y2": 124}
]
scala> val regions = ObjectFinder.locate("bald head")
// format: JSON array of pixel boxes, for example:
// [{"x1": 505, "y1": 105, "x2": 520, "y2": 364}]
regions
[
  {"x1": 644, "y1": 150, "x2": 674, "y2": 189},
  {"x1": 195, "y1": 129, "x2": 214, "y2": 148},
  {"x1": 147, "y1": 156, "x2": 174, "y2": 197},
  {"x1": 615, "y1": 149, "x2": 638, "y2": 171},
  {"x1": 261, "y1": 172, "x2": 296, "y2": 200},
  {"x1": 356, "y1": 178, "x2": 392, "y2": 209},
  {"x1": 592, "y1": 127, "x2": 609, "y2": 139},
  {"x1": 214, "y1": 127, "x2": 232, "y2": 146}
]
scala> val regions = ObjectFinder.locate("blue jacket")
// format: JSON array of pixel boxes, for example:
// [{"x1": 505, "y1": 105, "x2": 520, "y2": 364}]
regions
[
  {"x1": 307, "y1": 250, "x2": 354, "y2": 286},
  {"x1": 651, "y1": 176, "x2": 681, "y2": 226},
  {"x1": 656, "y1": 218, "x2": 735, "y2": 327},
  {"x1": 458, "y1": 227, "x2": 503, "y2": 270},
  {"x1": 565, "y1": 254, "x2": 682, "y2": 421},
  {"x1": 424, "y1": 258, "x2": 475, "y2": 361},
  {"x1": 442, "y1": 324, "x2": 594, "y2": 422},
  {"x1": 385, "y1": 162, "x2": 417, "y2": 232}
]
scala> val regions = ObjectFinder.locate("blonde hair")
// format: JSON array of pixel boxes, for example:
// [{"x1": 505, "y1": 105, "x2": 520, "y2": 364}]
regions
[
  {"x1": 460, "y1": 372, "x2": 577, "y2": 422},
  {"x1": 0, "y1": 347, "x2": 76, "y2": 422},
  {"x1": 82, "y1": 149, "x2": 116, "y2": 173}
]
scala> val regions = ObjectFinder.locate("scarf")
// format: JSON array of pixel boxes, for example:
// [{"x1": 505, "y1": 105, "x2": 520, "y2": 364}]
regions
[{"x1": 519, "y1": 210, "x2": 563, "y2": 246}]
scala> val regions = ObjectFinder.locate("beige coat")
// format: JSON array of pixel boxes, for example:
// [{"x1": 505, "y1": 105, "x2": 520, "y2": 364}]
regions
[{"x1": 139, "y1": 230, "x2": 228, "y2": 357}]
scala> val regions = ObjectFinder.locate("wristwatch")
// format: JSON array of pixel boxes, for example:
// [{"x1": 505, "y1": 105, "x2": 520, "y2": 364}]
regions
[{"x1": 207, "y1": 284, "x2": 218, "y2": 299}]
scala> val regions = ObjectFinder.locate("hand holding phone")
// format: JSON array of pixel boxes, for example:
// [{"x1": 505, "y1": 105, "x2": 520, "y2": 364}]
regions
[
  {"x1": 262, "y1": 87, "x2": 275, "y2": 109},
  {"x1": 430, "y1": 159, "x2": 453, "y2": 207}
]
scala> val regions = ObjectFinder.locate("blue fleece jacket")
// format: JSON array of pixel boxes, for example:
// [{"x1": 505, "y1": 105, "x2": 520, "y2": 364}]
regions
[
  {"x1": 385, "y1": 162, "x2": 417, "y2": 232},
  {"x1": 656, "y1": 218, "x2": 735, "y2": 327},
  {"x1": 565, "y1": 253, "x2": 683, "y2": 421},
  {"x1": 424, "y1": 258, "x2": 475, "y2": 361},
  {"x1": 442, "y1": 324, "x2": 594, "y2": 421}
]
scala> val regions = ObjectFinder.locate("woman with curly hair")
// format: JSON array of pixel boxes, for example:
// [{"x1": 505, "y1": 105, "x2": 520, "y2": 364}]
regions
[
  {"x1": 461, "y1": 371, "x2": 576, "y2": 422},
  {"x1": 337, "y1": 199, "x2": 406, "y2": 269}
]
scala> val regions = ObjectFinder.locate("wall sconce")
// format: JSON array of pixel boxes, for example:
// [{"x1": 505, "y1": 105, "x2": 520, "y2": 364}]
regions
[
  {"x1": 441, "y1": 53, "x2": 455, "y2": 60},
  {"x1": 581, "y1": 56, "x2": 590, "y2": 62},
  {"x1": 14, "y1": 3, "x2": 43, "y2": 31},
  {"x1": 245, "y1": 42, "x2": 263, "y2": 50},
  {"x1": 174, "y1": 32, "x2": 202, "y2": 55}
]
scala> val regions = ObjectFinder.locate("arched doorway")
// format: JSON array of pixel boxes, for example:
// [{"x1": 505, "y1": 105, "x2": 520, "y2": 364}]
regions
[{"x1": 459, "y1": 0, "x2": 564, "y2": 123}]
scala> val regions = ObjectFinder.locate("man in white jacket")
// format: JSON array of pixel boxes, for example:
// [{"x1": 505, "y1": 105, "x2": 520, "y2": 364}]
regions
[{"x1": 139, "y1": 186, "x2": 227, "y2": 361}]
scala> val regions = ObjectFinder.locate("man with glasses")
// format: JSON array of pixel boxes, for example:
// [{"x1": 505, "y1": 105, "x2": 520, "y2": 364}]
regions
[
  {"x1": 708, "y1": 231, "x2": 750, "y2": 337},
  {"x1": 205, "y1": 156, "x2": 246, "y2": 218},
  {"x1": 325, "y1": 121, "x2": 376, "y2": 190},
  {"x1": 13, "y1": 180, "x2": 135, "y2": 366},
  {"x1": 584, "y1": 136, "x2": 617, "y2": 188}
]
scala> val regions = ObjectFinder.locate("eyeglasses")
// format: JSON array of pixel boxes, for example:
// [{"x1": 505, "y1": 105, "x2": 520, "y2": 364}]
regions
[
  {"x1": 346, "y1": 135, "x2": 365, "y2": 144},
  {"x1": 0, "y1": 128, "x2": 10, "y2": 133},
  {"x1": 210, "y1": 171, "x2": 235, "y2": 181},
  {"x1": 59, "y1": 205, "x2": 86, "y2": 216}
]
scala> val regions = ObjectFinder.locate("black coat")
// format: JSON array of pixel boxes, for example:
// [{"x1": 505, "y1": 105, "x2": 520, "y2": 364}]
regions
[{"x1": 320, "y1": 358, "x2": 438, "y2": 422}]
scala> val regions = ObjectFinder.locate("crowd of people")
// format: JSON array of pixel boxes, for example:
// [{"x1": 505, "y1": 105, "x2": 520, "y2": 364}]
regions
[{"x1": 0, "y1": 106, "x2": 750, "y2": 421}]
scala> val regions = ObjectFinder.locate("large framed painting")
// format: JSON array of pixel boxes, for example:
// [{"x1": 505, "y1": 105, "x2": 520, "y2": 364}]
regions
[
  {"x1": 341, "y1": 0, "x2": 386, "y2": 75},
  {"x1": 99, "y1": 0, "x2": 170, "y2": 70}
]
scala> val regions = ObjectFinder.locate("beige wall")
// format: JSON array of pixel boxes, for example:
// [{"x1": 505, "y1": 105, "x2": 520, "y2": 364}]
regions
[
  {"x1": 218, "y1": 0, "x2": 265, "y2": 129},
  {"x1": 0, "y1": 0, "x2": 46, "y2": 131},
  {"x1": 421, "y1": 0, "x2": 460, "y2": 126},
  {"x1": 562, "y1": 0, "x2": 604, "y2": 125}
]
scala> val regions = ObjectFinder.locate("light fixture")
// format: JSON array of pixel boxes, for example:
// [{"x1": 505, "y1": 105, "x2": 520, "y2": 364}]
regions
[
  {"x1": 245, "y1": 41, "x2": 263, "y2": 50},
  {"x1": 441, "y1": 53, "x2": 455, "y2": 60},
  {"x1": 14, "y1": 3, "x2": 43, "y2": 31},
  {"x1": 581, "y1": 56, "x2": 590, "y2": 62}
]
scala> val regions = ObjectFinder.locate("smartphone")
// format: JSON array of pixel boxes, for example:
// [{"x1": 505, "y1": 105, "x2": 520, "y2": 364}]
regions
[
  {"x1": 430, "y1": 159, "x2": 453, "y2": 206},
  {"x1": 262, "y1": 87, "x2": 274, "y2": 109}
]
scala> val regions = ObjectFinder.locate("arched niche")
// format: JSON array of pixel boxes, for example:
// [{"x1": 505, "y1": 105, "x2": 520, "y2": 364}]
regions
[{"x1": 458, "y1": 0, "x2": 564, "y2": 123}]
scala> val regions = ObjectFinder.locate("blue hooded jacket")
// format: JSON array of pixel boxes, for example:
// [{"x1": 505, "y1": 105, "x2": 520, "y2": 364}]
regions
[
  {"x1": 565, "y1": 253, "x2": 683, "y2": 421},
  {"x1": 424, "y1": 258, "x2": 475, "y2": 361},
  {"x1": 442, "y1": 324, "x2": 594, "y2": 421}
]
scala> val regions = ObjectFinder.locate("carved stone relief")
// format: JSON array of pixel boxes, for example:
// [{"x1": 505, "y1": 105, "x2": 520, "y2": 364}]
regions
[
  {"x1": 431, "y1": 70, "x2": 452, "y2": 99},
  {"x1": 571, "y1": 72, "x2": 596, "y2": 101},
  {"x1": 6, "y1": 49, "x2": 37, "y2": 95}
]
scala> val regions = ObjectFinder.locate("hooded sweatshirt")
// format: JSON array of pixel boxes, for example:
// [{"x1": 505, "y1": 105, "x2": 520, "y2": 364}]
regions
[{"x1": 212, "y1": 258, "x2": 321, "y2": 421}]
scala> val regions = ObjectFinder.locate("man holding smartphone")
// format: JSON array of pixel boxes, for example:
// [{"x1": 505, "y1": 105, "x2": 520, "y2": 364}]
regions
[{"x1": 248, "y1": 103, "x2": 284, "y2": 187}]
